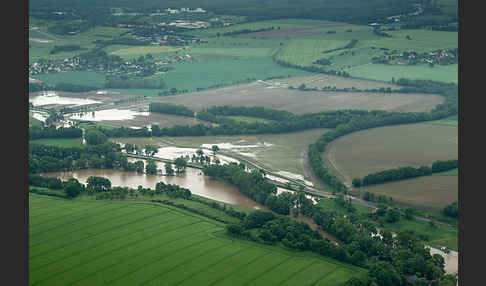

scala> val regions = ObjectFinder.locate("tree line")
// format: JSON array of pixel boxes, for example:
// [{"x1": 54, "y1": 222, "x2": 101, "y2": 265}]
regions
[
  {"x1": 29, "y1": 125, "x2": 83, "y2": 140},
  {"x1": 353, "y1": 159, "x2": 458, "y2": 187},
  {"x1": 308, "y1": 79, "x2": 458, "y2": 193}
]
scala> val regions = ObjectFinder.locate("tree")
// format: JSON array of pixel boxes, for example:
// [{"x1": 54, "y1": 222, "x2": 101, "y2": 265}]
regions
[
  {"x1": 164, "y1": 162, "x2": 174, "y2": 176},
  {"x1": 85, "y1": 129, "x2": 107, "y2": 145},
  {"x1": 146, "y1": 160, "x2": 157, "y2": 174},
  {"x1": 211, "y1": 145, "x2": 220, "y2": 155},
  {"x1": 64, "y1": 178, "x2": 83, "y2": 198},
  {"x1": 174, "y1": 157, "x2": 187, "y2": 173},
  {"x1": 86, "y1": 176, "x2": 111, "y2": 192},
  {"x1": 442, "y1": 201, "x2": 458, "y2": 218}
]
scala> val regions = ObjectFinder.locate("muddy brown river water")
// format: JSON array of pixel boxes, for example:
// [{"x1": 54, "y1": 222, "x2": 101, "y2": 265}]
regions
[{"x1": 41, "y1": 165, "x2": 266, "y2": 209}]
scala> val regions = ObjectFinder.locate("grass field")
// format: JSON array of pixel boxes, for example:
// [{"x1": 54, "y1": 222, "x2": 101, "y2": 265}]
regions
[
  {"x1": 184, "y1": 19, "x2": 338, "y2": 38},
  {"x1": 29, "y1": 25, "x2": 130, "y2": 63},
  {"x1": 270, "y1": 22, "x2": 457, "y2": 83},
  {"x1": 29, "y1": 194, "x2": 366, "y2": 286},
  {"x1": 34, "y1": 71, "x2": 106, "y2": 88},
  {"x1": 29, "y1": 116, "x2": 43, "y2": 128},
  {"x1": 29, "y1": 138, "x2": 84, "y2": 148},
  {"x1": 346, "y1": 63, "x2": 458, "y2": 84}
]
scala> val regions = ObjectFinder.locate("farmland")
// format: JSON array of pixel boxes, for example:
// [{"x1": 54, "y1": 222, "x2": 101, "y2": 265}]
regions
[
  {"x1": 323, "y1": 123, "x2": 458, "y2": 209},
  {"x1": 29, "y1": 194, "x2": 366, "y2": 286},
  {"x1": 146, "y1": 81, "x2": 444, "y2": 114},
  {"x1": 264, "y1": 74, "x2": 401, "y2": 90}
]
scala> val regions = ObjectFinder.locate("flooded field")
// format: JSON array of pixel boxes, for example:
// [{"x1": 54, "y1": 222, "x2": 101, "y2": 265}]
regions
[
  {"x1": 111, "y1": 128, "x2": 329, "y2": 188},
  {"x1": 41, "y1": 164, "x2": 265, "y2": 209},
  {"x1": 29, "y1": 93, "x2": 102, "y2": 107},
  {"x1": 68, "y1": 109, "x2": 150, "y2": 121},
  {"x1": 85, "y1": 112, "x2": 210, "y2": 129}
]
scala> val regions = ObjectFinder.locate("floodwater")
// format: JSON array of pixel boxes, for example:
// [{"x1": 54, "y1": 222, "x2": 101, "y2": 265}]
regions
[
  {"x1": 295, "y1": 215, "x2": 340, "y2": 244},
  {"x1": 68, "y1": 109, "x2": 150, "y2": 121},
  {"x1": 41, "y1": 163, "x2": 265, "y2": 209},
  {"x1": 29, "y1": 94, "x2": 102, "y2": 107}
]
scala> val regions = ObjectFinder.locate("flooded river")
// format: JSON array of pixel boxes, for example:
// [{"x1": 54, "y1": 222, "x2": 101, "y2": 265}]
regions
[{"x1": 41, "y1": 164, "x2": 265, "y2": 210}]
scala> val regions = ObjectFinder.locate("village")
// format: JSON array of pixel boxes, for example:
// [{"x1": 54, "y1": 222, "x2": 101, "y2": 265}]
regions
[
  {"x1": 29, "y1": 51, "x2": 195, "y2": 78},
  {"x1": 371, "y1": 47, "x2": 458, "y2": 66}
]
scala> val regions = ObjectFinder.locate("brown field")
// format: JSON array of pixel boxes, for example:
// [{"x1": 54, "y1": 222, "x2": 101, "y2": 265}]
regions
[
  {"x1": 89, "y1": 112, "x2": 210, "y2": 129},
  {"x1": 323, "y1": 123, "x2": 458, "y2": 182},
  {"x1": 236, "y1": 24, "x2": 347, "y2": 38},
  {"x1": 147, "y1": 81, "x2": 443, "y2": 114},
  {"x1": 323, "y1": 123, "x2": 457, "y2": 209},
  {"x1": 265, "y1": 74, "x2": 402, "y2": 90},
  {"x1": 357, "y1": 175, "x2": 458, "y2": 210}
]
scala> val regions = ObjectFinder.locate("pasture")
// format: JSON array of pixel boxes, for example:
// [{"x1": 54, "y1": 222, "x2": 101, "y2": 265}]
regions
[
  {"x1": 29, "y1": 194, "x2": 366, "y2": 286},
  {"x1": 147, "y1": 81, "x2": 444, "y2": 114}
]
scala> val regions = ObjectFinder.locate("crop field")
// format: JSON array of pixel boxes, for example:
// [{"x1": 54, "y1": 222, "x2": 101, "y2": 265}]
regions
[
  {"x1": 147, "y1": 81, "x2": 444, "y2": 114},
  {"x1": 323, "y1": 123, "x2": 458, "y2": 182},
  {"x1": 29, "y1": 194, "x2": 366, "y2": 286},
  {"x1": 265, "y1": 74, "x2": 401, "y2": 90},
  {"x1": 323, "y1": 123, "x2": 457, "y2": 209}
]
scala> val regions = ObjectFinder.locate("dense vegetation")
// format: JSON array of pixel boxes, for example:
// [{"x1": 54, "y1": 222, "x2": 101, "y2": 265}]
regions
[
  {"x1": 352, "y1": 159, "x2": 459, "y2": 187},
  {"x1": 204, "y1": 164, "x2": 454, "y2": 285},
  {"x1": 29, "y1": 125, "x2": 83, "y2": 140},
  {"x1": 29, "y1": 0, "x2": 418, "y2": 24}
]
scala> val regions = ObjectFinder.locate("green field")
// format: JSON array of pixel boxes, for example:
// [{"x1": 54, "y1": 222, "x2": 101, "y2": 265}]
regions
[
  {"x1": 29, "y1": 194, "x2": 366, "y2": 286},
  {"x1": 184, "y1": 19, "x2": 337, "y2": 38},
  {"x1": 29, "y1": 138, "x2": 84, "y2": 148},
  {"x1": 346, "y1": 63, "x2": 458, "y2": 84},
  {"x1": 34, "y1": 71, "x2": 106, "y2": 88},
  {"x1": 160, "y1": 56, "x2": 312, "y2": 92},
  {"x1": 29, "y1": 25, "x2": 130, "y2": 63},
  {"x1": 29, "y1": 116, "x2": 43, "y2": 128}
]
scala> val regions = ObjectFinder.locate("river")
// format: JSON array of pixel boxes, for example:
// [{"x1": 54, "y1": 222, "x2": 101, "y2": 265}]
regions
[{"x1": 41, "y1": 164, "x2": 265, "y2": 210}]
